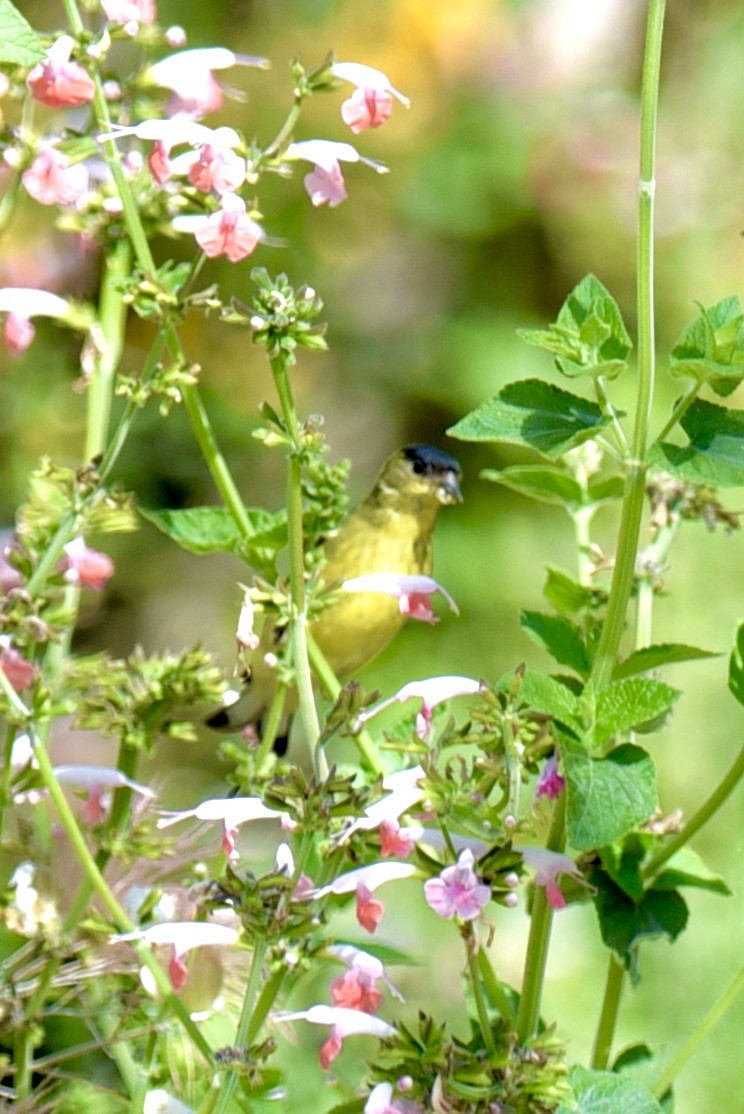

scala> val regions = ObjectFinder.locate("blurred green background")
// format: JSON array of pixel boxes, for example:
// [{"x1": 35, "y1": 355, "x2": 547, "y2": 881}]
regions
[{"x1": 2, "y1": 0, "x2": 744, "y2": 1109}]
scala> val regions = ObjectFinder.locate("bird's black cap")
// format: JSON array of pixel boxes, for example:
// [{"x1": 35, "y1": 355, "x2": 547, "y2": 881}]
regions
[{"x1": 403, "y1": 444, "x2": 461, "y2": 477}]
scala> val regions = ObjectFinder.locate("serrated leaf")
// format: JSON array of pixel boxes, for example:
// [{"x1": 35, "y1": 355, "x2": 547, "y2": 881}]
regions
[
  {"x1": 728, "y1": 621, "x2": 744, "y2": 707},
  {"x1": 497, "y1": 669, "x2": 580, "y2": 726},
  {"x1": 521, "y1": 610, "x2": 591, "y2": 676},
  {"x1": 559, "y1": 1066, "x2": 664, "y2": 1114},
  {"x1": 448, "y1": 379, "x2": 611, "y2": 458},
  {"x1": 592, "y1": 678, "x2": 681, "y2": 746},
  {"x1": 0, "y1": 0, "x2": 44, "y2": 64},
  {"x1": 650, "y1": 398, "x2": 744, "y2": 486},
  {"x1": 140, "y1": 505, "x2": 287, "y2": 564},
  {"x1": 481, "y1": 465, "x2": 584, "y2": 508},
  {"x1": 613, "y1": 642, "x2": 721, "y2": 680},
  {"x1": 562, "y1": 737, "x2": 658, "y2": 851},
  {"x1": 653, "y1": 847, "x2": 731, "y2": 896},
  {"x1": 670, "y1": 295, "x2": 744, "y2": 391},
  {"x1": 590, "y1": 868, "x2": 688, "y2": 980}
]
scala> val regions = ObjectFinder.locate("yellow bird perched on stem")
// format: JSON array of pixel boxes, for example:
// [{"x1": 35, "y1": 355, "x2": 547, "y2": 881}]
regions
[{"x1": 207, "y1": 444, "x2": 462, "y2": 746}]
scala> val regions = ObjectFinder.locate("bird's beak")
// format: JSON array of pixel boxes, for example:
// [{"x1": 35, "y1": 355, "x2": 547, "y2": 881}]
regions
[{"x1": 438, "y1": 469, "x2": 463, "y2": 504}]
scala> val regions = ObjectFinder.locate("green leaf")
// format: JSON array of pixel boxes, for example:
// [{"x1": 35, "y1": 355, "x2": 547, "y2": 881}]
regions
[
  {"x1": 448, "y1": 379, "x2": 611, "y2": 458},
  {"x1": 0, "y1": 0, "x2": 44, "y2": 64},
  {"x1": 613, "y1": 642, "x2": 721, "y2": 680},
  {"x1": 653, "y1": 847, "x2": 732, "y2": 896},
  {"x1": 481, "y1": 465, "x2": 583, "y2": 507},
  {"x1": 559, "y1": 1066, "x2": 664, "y2": 1114},
  {"x1": 521, "y1": 610, "x2": 591, "y2": 676},
  {"x1": 519, "y1": 274, "x2": 632, "y2": 380},
  {"x1": 140, "y1": 505, "x2": 287, "y2": 563},
  {"x1": 728, "y1": 621, "x2": 744, "y2": 707},
  {"x1": 562, "y1": 736, "x2": 658, "y2": 851},
  {"x1": 651, "y1": 398, "x2": 744, "y2": 486},
  {"x1": 670, "y1": 295, "x2": 744, "y2": 394},
  {"x1": 497, "y1": 669, "x2": 580, "y2": 727},
  {"x1": 591, "y1": 868, "x2": 688, "y2": 980},
  {"x1": 593, "y1": 678, "x2": 681, "y2": 746},
  {"x1": 544, "y1": 567, "x2": 607, "y2": 615}
]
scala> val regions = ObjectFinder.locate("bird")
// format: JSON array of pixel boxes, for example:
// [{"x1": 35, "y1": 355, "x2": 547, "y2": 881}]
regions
[{"x1": 206, "y1": 444, "x2": 462, "y2": 742}]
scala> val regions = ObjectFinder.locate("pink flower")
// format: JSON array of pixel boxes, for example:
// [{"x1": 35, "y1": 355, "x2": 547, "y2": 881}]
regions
[
  {"x1": 379, "y1": 819, "x2": 416, "y2": 859},
  {"x1": 148, "y1": 141, "x2": 171, "y2": 184},
  {"x1": 0, "y1": 638, "x2": 36, "y2": 692},
  {"x1": 54, "y1": 764, "x2": 156, "y2": 826},
  {"x1": 112, "y1": 921, "x2": 239, "y2": 991},
  {"x1": 356, "y1": 883, "x2": 385, "y2": 934},
  {"x1": 172, "y1": 193, "x2": 264, "y2": 262},
  {"x1": 3, "y1": 314, "x2": 35, "y2": 357},
  {"x1": 519, "y1": 847, "x2": 584, "y2": 911},
  {"x1": 342, "y1": 573, "x2": 458, "y2": 626},
  {"x1": 60, "y1": 538, "x2": 114, "y2": 590},
  {"x1": 148, "y1": 47, "x2": 268, "y2": 119},
  {"x1": 332, "y1": 62, "x2": 409, "y2": 134},
  {"x1": 330, "y1": 964, "x2": 383, "y2": 1013},
  {"x1": 315, "y1": 861, "x2": 416, "y2": 935},
  {"x1": 286, "y1": 139, "x2": 388, "y2": 208},
  {"x1": 102, "y1": 119, "x2": 244, "y2": 193},
  {"x1": 102, "y1": 0, "x2": 156, "y2": 31},
  {"x1": 22, "y1": 148, "x2": 89, "y2": 206},
  {"x1": 335, "y1": 766, "x2": 426, "y2": 846},
  {"x1": 27, "y1": 36, "x2": 95, "y2": 107},
  {"x1": 534, "y1": 752, "x2": 565, "y2": 802},
  {"x1": 365, "y1": 1082, "x2": 423, "y2": 1114},
  {"x1": 276, "y1": 1005, "x2": 395, "y2": 1071},
  {"x1": 0, "y1": 288, "x2": 72, "y2": 357},
  {"x1": 358, "y1": 676, "x2": 484, "y2": 741},
  {"x1": 424, "y1": 849, "x2": 490, "y2": 921},
  {"x1": 188, "y1": 144, "x2": 246, "y2": 195},
  {"x1": 157, "y1": 796, "x2": 284, "y2": 862}
]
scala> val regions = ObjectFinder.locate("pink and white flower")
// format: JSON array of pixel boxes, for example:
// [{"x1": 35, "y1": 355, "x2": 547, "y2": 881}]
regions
[
  {"x1": 0, "y1": 288, "x2": 74, "y2": 357},
  {"x1": 27, "y1": 36, "x2": 95, "y2": 108},
  {"x1": 102, "y1": 0, "x2": 156, "y2": 33},
  {"x1": 331, "y1": 62, "x2": 410, "y2": 134},
  {"x1": 148, "y1": 47, "x2": 268, "y2": 119},
  {"x1": 534, "y1": 751, "x2": 565, "y2": 802},
  {"x1": 424, "y1": 848, "x2": 490, "y2": 921},
  {"x1": 519, "y1": 847, "x2": 585, "y2": 910},
  {"x1": 157, "y1": 796, "x2": 284, "y2": 862},
  {"x1": 0, "y1": 637, "x2": 36, "y2": 692},
  {"x1": 315, "y1": 861, "x2": 416, "y2": 935},
  {"x1": 335, "y1": 765, "x2": 426, "y2": 846},
  {"x1": 275, "y1": 1005, "x2": 395, "y2": 1071},
  {"x1": 172, "y1": 193, "x2": 264, "y2": 262},
  {"x1": 60, "y1": 538, "x2": 114, "y2": 590},
  {"x1": 22, "y1": 147, "x2": 89, "y2": 207},
  {"x1": 112, "y1": 921, "x2": 239, "y2": 991},
  {"x1": 286, "y1": 139, "x2": 388, "y2": 208},
  {"x1": 365, "y1": 1082, "x2": 423, "y2": 1114},
  {"x1": 357, "y1": 676, "x2": 485, "y2": 740},
  {"x1": 342, "y1": 573, "x2": 458, "y2": 626},
  {"x1": 54, "y1": 765, "x2": 156, "y2": 826},
  {"x1": 100, "y1": 119, "x2": 244, "y2": 193}
]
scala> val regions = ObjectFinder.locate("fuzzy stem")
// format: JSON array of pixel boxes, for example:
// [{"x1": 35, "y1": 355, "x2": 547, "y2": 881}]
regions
[
  {"x1": 516, "y1": 795, "x2": 566, "y2": 1041},
  {"x1": 590, "y1": 0, "x2": 666, "y2": 692}
]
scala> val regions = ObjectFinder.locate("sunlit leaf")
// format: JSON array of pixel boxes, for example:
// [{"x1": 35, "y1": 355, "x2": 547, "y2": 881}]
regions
[
  {"x1": 0, "y1": 0, "x2": 44, "y2": 64},
  {"x1": 651, "y1": 398, "x2": 744, "y2": 486},
  {"x1": 562, "y1": 737, "x2": 658, "y2": 850}
]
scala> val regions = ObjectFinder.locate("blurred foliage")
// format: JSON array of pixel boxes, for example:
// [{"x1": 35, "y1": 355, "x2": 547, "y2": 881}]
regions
[{"x1": 2, "y1": 1, "x2": 744, "y2": 1111}]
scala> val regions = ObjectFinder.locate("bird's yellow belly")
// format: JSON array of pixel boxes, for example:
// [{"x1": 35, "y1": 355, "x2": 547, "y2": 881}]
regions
[{"x1": 310, "y1": 592, "x2": 404, "y2": 677}]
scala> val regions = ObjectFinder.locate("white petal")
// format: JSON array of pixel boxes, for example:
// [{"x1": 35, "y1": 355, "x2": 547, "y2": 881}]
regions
[
  {"x1": 332, "y1": 61, "x2": 410, "y2": 106},
  {"x1": 0, "y1": 288, "x2": 69, "y2": 318},
  {"x1": 276, "y1": 1005, "x2": 395, "y2": 1038},
  {"x1": 113, "y1": 921, "x2": 239, "y2": 954},
  {"x1": 53, "y1": 765, "x2": 156, "y2": 798},
  {"x1": 315, "y1": 861, "x2": 415, "y2": 897}
]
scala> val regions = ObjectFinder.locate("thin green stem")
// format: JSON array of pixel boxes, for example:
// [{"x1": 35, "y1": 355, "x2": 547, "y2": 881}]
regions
[
  {"x1": 651, "y1": 959, "x2": 744, "y2": 1099},
  {"x1": 306, "y1": 631, "x2": 386, "y2": 776},
  {"x1": 642, "y1": 740, "x2": 744, "y2": 881},
  {"x1": 516, "y1": 796, "x2": 566, "y2": 1042},
  {"x1": 253, "y1": 680, "x2": 289, "y2": 771},
  {"x1": 590, "y1": 0, "x2": 666, "y2": 692},
  {"x1": 477, "y1": 946, "x2": 517, "y2": 1027},
  {"x1": 653, "y1": 380, "x2": 701, "y2": 446},
  {"x1": 211, "y1": 938, "x2": 268, "y2": 1114},
  {"x1": 594, "y1": 376, "x2": 629, "y2": 456},
  {"x1": 85, "y1": 238, "x2": 131, "y2": 461},
  {"x1": 465, "y1": 931, "x2": 496, "y2": 1055},
  {"x1": 262, "y1": 99, "x2": 305, "y2": 161},
  {"x1": 591, "y1": 953, "x2": 625, "y2": 1069}
]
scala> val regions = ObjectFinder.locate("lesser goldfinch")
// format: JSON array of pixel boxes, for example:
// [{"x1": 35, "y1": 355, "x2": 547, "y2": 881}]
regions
[{"x1": 207, "y1": 444, "x2": 462, "y2": 738}]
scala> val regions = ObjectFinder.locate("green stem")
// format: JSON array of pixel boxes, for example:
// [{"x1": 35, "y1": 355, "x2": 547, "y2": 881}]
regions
[
  {"x1": 262, "y1": 98, "x2": 305, "y2": 161},
  {"x1": 253, "y1": 680, "x2": 289, "y2": 770},
  {"x1": 477, "y1": 946, "x2": 517, "y2": 1026},
  {"x1": 642, "y1": 740, "x2": 744, "y2": 881},
  {"x1": 591, "y1": 953, "x2": 625, "y2": 1069},
  {"x1": 651, "y1": 959, "x2": 744, "y2": 1099},
  {"x1": 590, "y1": 0, "x2": 666, "y2": 692},
  {"x1": 211, "y1": 938, "x2": 268, "y2": 1114},
  {"x1": 654, "y1": 380, "x2": 701, "y2": 446},
  {"x1": 85, "y1": 238, "x2": 131, "y2": 461},
  {"x1": 306, "y1": 631, "x2": 386, "y2": 776},
  {"x1": 465, "y1": 931, "x2": 496, "y2": 1055},
  {"x1": 594, "y1": 376, "x2": 628, "y2": 456},
  {"x1": 516, "y1": 796, "x2": 566, "y2": 1042}
]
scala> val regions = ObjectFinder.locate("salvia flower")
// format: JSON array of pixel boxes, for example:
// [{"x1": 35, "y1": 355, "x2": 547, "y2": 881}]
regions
[
  {"x1": 59, "y1": 537, "x2": 114, "y2": 590},
  {"x1": 157, "y1": 796, "x2": 284, "y2": 861},
  {"x1": 424, "y1": 848, "x2": 490, "y2": 921},
  {"x1": 0, "y1": 637, "x2": 36, "y2": 692},
  {"x1": 112, "y1": 921, "x2": 239, "y2": 991},
  {"x1": 342, "y1": 572, "x2": 458, "y2": 626},
  {"x1": 365, "y1": 1082, "x2": 423, "y2": 1114},
  {"x1": 519, "y1": 847, "x2": 585, "y2": 910},
  {"x1": 534, "y1": 751, "x2": 565, "y2": 801},
  {"x1": 335, "y1": 765, "x2": 426, "y2": 846},
  {"x1": 275, "y1": 1005, "x2": 395, "y2": 1071},
  {"x1": 286, "y1": 139, "x2": 388, "y2": 208},
  {"x1": 27, "y1": 35, "x2": 95, "y2": 108},
  {"x1": 148, "y1": 47, "x2": 269, "y2": 119},
  {"x1": 22, "y1": 147, "x2": 89, "y2": 206},
  {"x1": 315, "y1": 861, "x2": 416, "y2": 935},
  {"x1": 172, "y1": 193, "x2": 264, "y2": 262},
  {"x1": 102, "y1": 0, "x2": 157, "y2": 32},
  {"x1": 329, "y1": 943, "x2": 403, "y2": 1005},
  {"x1": 331, "y1": 62, "x2": 410, "y2": 134},
  {"x1": 358, "y1": 676, "x2": 484, "y2": 740}
]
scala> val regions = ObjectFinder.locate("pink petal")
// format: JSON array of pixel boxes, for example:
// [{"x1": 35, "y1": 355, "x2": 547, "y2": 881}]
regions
[
  {"x1": 3, "y1": 314, "x2": 35, "y2": 357},
  {"x1": 356, "y1": 883, "x2": 384, "y2": 934},
  {"x1": 341, "y1": 86, "x2": 395, "y2": 133},
  {"x1": 319, "y1": 1027, "x2": 344, "y2": 1070},
  {"x1": 303, "y1": 163, "x2": 348, "y2": 208}
]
